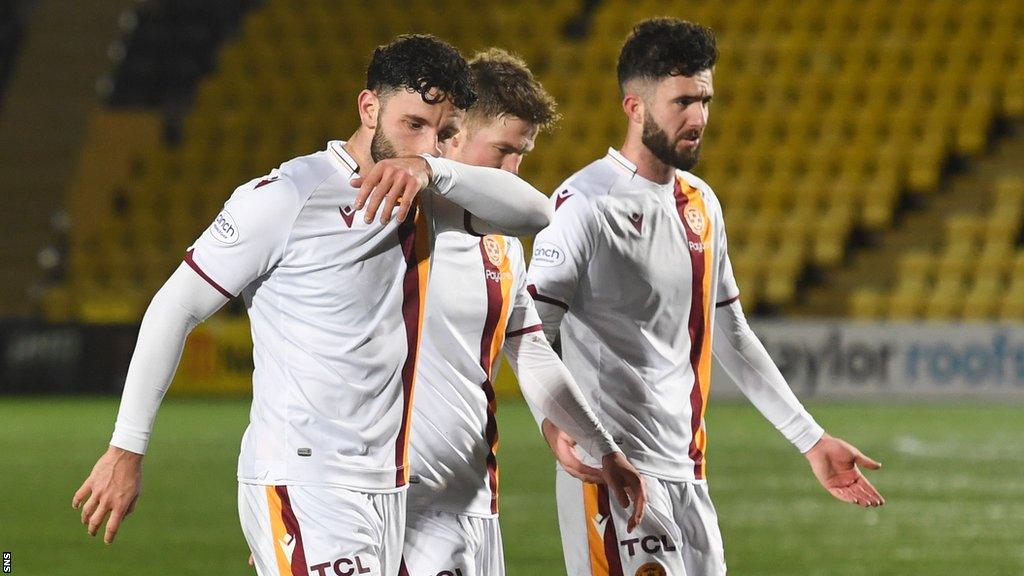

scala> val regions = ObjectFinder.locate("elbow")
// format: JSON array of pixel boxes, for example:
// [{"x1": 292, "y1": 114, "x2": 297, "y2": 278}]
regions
[{"x1": 521, "y1": 197, "x2": 554, "y2": 235}]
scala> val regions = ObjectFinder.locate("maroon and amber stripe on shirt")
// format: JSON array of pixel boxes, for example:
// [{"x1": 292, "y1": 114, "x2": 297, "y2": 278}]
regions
[
  {"x1": 478, "y1": 236, "x2": 514, "y2": 514},
  {"x1": 266, "y1": 486, "x2": 307, "y2": 576},
  {"x1": 395, "y1": 210, "x2": 431, "y2": 487},
  {"x1": 583, "y1": 481, "x2": 625, "y2": 576},
  {"x1": 674, "y1": 176, "x2": 715, "y2": 480}
]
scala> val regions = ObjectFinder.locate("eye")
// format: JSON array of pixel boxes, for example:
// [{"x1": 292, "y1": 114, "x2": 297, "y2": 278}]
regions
[{"x1": 407, "y1": 120, "x2": 423, "y2": 130}]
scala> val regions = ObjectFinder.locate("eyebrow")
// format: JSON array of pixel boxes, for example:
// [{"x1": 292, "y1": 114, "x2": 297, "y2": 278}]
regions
[
  {"x1": 402, "y1": 114, "x2": 431, "y2": 125},
  {"x1": 496, "y1": 140, "x2": 533, "y2": 154},
  {"x1": 675, "y1": 91, "x2": 713, "y2": 99}
]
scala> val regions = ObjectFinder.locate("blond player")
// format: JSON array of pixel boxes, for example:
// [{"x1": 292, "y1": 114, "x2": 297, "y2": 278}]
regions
[
  {"x1": 72, "y1": 35, "x2": 555, "y2": 576},
  {"x1": 528, "y1": 19, "x2": 885, "y2": 576},
  {"x1": 400, "y1": 49, "x2": 646, "y2": 576}
]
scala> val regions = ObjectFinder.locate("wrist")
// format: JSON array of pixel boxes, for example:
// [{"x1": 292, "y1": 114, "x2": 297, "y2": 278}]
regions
[
  {"x1": 802, "y1": 432, "x2": 831, "y2": 458},
  {"x1": 108, "y1": 443, "x2": 144, "y2": 460}
]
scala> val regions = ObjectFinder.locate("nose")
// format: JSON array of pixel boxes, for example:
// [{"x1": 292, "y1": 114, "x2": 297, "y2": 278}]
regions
[
  {"x1": 690, "y1": 103, "x2": 708, "y2": 131},
  {"x1": 501, "y1": 154, "x2": 522, "y2": 175}
]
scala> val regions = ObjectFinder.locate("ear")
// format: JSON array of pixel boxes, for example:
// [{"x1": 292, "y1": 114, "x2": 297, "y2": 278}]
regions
[
  {"x1": 357, "y1": 90, "x2": 380, "y2": 130},
  {"x1": 622, "y1": 91, "x2": 645, "y2": 127}
]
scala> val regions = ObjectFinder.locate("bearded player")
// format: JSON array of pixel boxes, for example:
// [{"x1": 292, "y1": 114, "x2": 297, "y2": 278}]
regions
[
  {"x1": 400, "y1": 48, "x2": 646, "y2": 576},
  {"x1": 73, "y1": 35, "x2": 554, "y2": 576},
  {"x1": 528, "y1": 19, "x2": 885, "y2": 576}
]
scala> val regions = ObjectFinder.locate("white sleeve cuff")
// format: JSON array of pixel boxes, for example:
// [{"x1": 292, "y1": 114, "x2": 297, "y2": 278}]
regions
[
  {"x1": 420, "y1": 154, "x2": 456, "y2": 196},
  {"x1": 778, "y1": 411, "x2": 826, "y2": 453}
]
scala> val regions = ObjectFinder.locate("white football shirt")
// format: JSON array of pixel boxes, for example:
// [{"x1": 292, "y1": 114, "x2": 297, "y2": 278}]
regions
[
  {"x1": 187, "y1": 141, "x2": 429, "y2": 491},
  {"x1": 405, "y1": 194, "x2": 542, "y2": 516},
  {"x1": 527, "y1": 148, "x2": 741, "y2": 482}
]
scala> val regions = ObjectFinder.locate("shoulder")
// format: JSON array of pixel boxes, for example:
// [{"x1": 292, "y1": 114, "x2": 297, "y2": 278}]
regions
[
  {"x1": 549, "y1": 157, "x2": 625, "y2": 222},
  {"x1": 275, "y1": 149, "x2": 342, "y2": 200}
]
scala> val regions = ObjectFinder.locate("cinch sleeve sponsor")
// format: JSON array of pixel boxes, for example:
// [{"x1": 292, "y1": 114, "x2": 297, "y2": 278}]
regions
[
  {"x1": 186, "y1": 175, "x2": 304, "y2": 297},
  {"x1": 527, "y1": 186, "x2": 595, "y2": 309}
]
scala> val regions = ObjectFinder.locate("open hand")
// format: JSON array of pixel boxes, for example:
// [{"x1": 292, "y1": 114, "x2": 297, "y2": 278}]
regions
[
  {"x1": 805, "y1": 433, "x2": 884, "y2": 508},
  {"x1": 352, "y1": 156, "x2": 432, "y2": 225},
  {"x1": 72, "y1": 445, "x2": 143, "y2": 544}
]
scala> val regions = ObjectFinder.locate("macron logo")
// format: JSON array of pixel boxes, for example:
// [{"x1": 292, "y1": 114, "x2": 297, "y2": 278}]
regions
[
  {"x1": 279, "y1": 533, "x2": 296, "y2": 563},
  {"x1": 592, "y1": 512, "x2": 610, "y2": 533},
  {"x1": 339, "y1": 206, "x2": 356, "y2": 228},
  {"x1": 629, "y1": 212, "x2": 643, "y2": 233},
  {"x1": 555, "y1": 189, "x2": 574, "y2": 210},
  {"x1": 254, "y1": 176, "x2": 280, "y2": 189}
]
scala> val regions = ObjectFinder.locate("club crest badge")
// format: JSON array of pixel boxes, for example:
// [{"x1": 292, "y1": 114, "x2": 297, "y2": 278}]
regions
[
  {"x1": 483, "y1": 236, "x2": 505, "y2": 266},
  {"x1": 684, "y1": 205, "x2": 706, "y2": 236},
  {"x1": 635, "y1": 562, "x2": 667, "y2": 576}
]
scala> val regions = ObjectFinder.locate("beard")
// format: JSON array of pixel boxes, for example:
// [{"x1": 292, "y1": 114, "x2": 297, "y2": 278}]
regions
[
  {"x1": 370, "y1": 126, "x2": 399, "y2": 162},
  {"x1": 641, "y1": 110, "x2": 701, "y2": 171}
]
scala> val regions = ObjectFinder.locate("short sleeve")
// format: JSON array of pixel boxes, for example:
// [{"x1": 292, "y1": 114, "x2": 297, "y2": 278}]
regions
[
  {"x1": 715, "y1": 209, "x2": 741, "y2": 307},
  {"x1": 185, "y1": 175, "x2": 305, "y2": 297},
  {"x1": 525, "y1": 186, "x2": 595, "y2": 311},
  {"x1": 505, "y1": 239, "x2": 544, "y2": 338}
]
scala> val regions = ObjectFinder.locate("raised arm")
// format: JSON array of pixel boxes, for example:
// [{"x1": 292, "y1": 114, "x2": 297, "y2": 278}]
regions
[{"x1": 353, "y1": 155, "x2": 552, "y2": 236}]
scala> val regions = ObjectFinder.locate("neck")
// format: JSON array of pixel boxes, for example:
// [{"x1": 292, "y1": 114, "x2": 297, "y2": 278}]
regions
[
  {"x1": 345, "y1": 126, "x2": 375, "y2": 173},
  {"x1": 619, "y1": 130, "x2": 675, "y2": 185}
]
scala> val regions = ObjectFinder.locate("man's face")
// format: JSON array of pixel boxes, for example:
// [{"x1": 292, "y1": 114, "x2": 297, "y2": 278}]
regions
[
  {"x1": 443, "y1": 114, "x2": 538, "y2": 174},
  {"x1": 371, "y1": 88, "x2": 463, "y2": 162},
  {"x1": 639, "y1": 69, "x2": 713, "y2": 171}
]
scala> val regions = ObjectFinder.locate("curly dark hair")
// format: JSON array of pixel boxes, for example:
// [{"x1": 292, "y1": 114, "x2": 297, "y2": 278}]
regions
[
  {"x1": 467, "y1": 48, "x2": 559, "y2": 132},
  {"x1": 366, "y1": 34, "x2": 477, "y2": 110},
  {"x1": 617, "y1": 18, "x2": 717, "y2": 91}
]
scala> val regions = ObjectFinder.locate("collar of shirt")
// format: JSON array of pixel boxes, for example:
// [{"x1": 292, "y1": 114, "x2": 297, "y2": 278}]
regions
[
  {"x1": 328, "y1": 140, "x2": 360, "y2": 179},
  {"x1": 605, "y1": 147, "x2": 676, "y2": 197}
]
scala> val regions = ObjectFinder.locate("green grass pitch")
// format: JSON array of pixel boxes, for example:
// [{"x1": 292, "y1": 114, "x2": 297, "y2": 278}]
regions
[{"x1": 1, "y1": 397, "x2": 1023, "y2": 575}]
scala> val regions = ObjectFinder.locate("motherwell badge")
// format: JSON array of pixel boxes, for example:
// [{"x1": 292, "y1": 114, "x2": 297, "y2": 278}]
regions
[
  {"x1": 483, "y1": 236, "x2": 505, "y2": 266},
  {"x1": 635, "y1": 562, "x2": 667, "y2": 576},
  {"x1": 683, "y1": 205, "x2": 706, "y2": 236}
]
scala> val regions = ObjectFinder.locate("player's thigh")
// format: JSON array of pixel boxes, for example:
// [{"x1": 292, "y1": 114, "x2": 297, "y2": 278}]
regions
[
  {"x1": 474, "y1": 515, "x2": 505, "y2": 576},
  {"x1": 403, "y1": 508, "x2": 496, "y2": 576},
  {"x1": 670, "y1": 482, "x2": 726, "y2": 576},
  {"x1": 238, "y1": 482, "x2": 403, "y2": 576},
  {"x1": 555, "y1": 469, "x2": 686, "y2": 576}
]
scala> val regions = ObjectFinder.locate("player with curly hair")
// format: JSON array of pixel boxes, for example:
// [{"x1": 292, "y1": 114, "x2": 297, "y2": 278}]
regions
[
  {"x1": 72, "y1": 34, "x2": 554, "y2": 576},
  {"x1": 528, "y1": 18, "x2": 886, "y2": 575}
]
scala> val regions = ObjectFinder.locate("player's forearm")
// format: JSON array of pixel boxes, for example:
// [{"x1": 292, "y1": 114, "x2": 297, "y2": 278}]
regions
[
  {"x1": 421, "y1": 155, "x2": 553, "y2": 235},
  {"x1": 712, "y1": 300, "x2": 824, "y2": 453},
  {"x1": 110, "y1": 264, "x2": 227, "y2": 454},
  {"x1": 504, "y1": 331, "x2": 618, "y2": 458}
]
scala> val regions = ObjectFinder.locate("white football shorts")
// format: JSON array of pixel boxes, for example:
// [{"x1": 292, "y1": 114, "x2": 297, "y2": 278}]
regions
[
  {"x1": 555, "y1": 468, "x2": 726, "y2": 576},
  {"x1": 400, "y1": 508, "x2": 504, "y2": 576},
  {"x1": 238, "y1": 482, "x2": 406, "y2": 576}
]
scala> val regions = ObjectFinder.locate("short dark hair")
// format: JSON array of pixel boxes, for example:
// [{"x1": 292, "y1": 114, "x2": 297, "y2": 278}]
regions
[
  {"x1": 617, "y1": 18, "x2": 717, "y2": 91},
  {"x1": 467, "y1": 48, "x2": 559, "y2": 132},
  {"x1": 366, "y1": 34, "x2": 477, "y2": 110}
]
